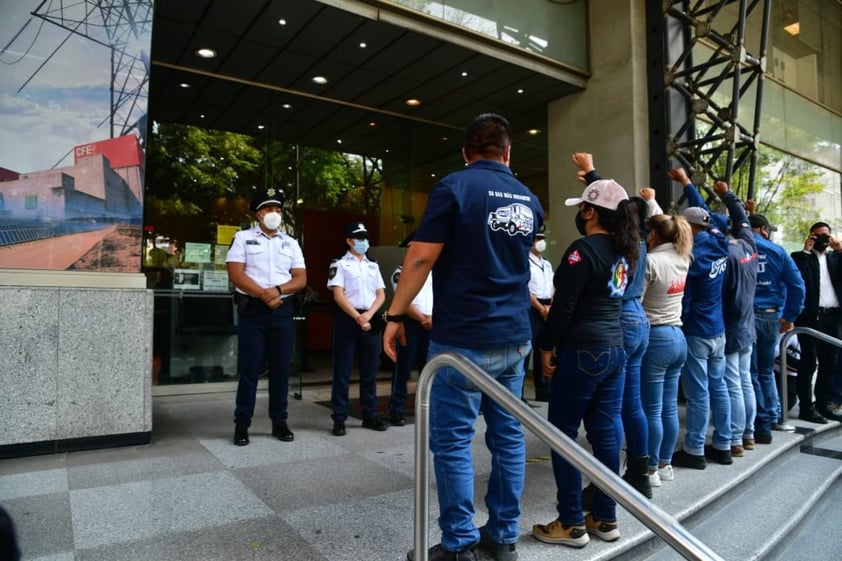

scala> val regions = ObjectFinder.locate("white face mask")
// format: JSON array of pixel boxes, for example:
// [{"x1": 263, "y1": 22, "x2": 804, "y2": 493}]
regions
[
  {"x1": 262, "y1": 211, "x2": 282, "y2": 231},
  {"x1": 535, "y1": 239, "x2": 547, "y2": 253}
]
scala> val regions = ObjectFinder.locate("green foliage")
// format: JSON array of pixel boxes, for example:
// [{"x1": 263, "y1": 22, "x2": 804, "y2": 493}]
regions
[{"x1": 145, "y1": 123, "x2": 383, "y2": 240}]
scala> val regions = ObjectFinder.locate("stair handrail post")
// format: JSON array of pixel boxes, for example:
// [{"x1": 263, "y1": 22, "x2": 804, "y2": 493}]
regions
[{"x1": 779, "y1": 327, "x2": 842, "y2": 422}]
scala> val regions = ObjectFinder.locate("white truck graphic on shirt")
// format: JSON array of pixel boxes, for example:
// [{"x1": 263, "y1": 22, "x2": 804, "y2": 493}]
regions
[{"x1": 488, "y1": 203, "x2": 533, "y2": 236}]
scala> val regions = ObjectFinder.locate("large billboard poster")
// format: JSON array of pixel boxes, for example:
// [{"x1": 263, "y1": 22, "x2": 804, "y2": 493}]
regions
[{"x1": 0, "y1": 1, "x2": 152, "y2": 272}]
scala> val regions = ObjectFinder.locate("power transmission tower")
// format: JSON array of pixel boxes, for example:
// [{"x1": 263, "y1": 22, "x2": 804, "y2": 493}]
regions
[{"x1": 9, "y1": 0, "x2": 153, "y2": 146}]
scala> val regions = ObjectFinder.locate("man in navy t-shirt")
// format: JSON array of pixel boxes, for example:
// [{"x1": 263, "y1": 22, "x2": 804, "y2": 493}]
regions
[{"x1": 384, "y1": 113, "x2": 544, "y2": 561}]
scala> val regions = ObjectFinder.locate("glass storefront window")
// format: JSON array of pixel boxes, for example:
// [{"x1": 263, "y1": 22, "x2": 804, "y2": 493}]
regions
[
  {"x1": 711, "y1": 0, "x2": 842, "y2": 115},
  {"x1": 383, "y1": 0, "x2": 588, "y2": 70}
]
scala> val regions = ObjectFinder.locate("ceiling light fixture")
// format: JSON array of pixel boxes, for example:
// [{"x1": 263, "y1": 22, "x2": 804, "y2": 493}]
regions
[
  {"x1": 517, "y1": 88, "x2": 524, "y2": 94},
  {"x1": 278, "y1": 18, "x2": 287, "y2": 25},
  {"x1": 311, "y1": 75, "x2": 328, "y2": 84},
  {"x1": 179, "y1": 82, "x2": 190, "y2": 88},
  {"x1": 336, "y1": 139, "x2": 342, "y2": 144},
  {"x1": 200, "y1": 114, "x2": 205, "y2": 119},
  {"x1": 359, "y1": 42, "x2": 367, "y2": 48},
  {"x1": 461, "y1": 71, "x2": 468, "y2": 77},
  {"x1": 784, "y1": 21, "x2": 800, "y2": 35},
  {"x1": 257, "y1": 125, "x2": 265, "y2": 130},
  {"x1": 281, "y1": 103, "x2": 292, "y2": 109},
  {"x1": 528, "y1": 129, "x2": 541, "y2": 136},
  {"x1": 196, "y1": 48, "x2": 216, "y2": 58},
  {"x1": 405, "y1": 98, "x2": 421, "y2": 106},
  {"x1": 369, "y1": 122, "x2": 377, "y2": 127}
]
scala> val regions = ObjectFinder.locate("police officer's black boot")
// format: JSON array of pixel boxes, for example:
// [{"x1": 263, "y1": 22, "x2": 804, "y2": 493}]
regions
[
  {"x1": 234, "y1": 423, "x2": 249, "y2": 446},
  {"x1": 622, "y1": 455, "x2": 653, "y2": 499}
]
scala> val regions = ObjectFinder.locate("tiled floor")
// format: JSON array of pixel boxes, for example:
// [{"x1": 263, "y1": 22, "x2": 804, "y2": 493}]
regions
[{"x1": 0, "y1": 377, "x2": 824, "y2": 561}]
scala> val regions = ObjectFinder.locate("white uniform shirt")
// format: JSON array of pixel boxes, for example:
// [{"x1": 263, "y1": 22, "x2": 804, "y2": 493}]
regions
[
  {"x1": 391, "y1": 266, "x2": 434, "y2": 316},
  {"x1": 816, "y1": 250, "x2": 841, "y2": 308},
  {"x1": 327, "y1": 251, "x2": 386, "y2": 309},
  {"x1": 528, "y1": 254, "x2": 554, "y2": 300},
  {"x1": 226, "y1": 227, "x2": 305, "y2": 295}
]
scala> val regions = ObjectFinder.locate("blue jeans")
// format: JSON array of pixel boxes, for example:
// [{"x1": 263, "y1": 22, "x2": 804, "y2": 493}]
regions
[
  {"x1": 549, "y1": 345, "x2": 626, "y2": 526},
  {"x1": 234, "y1": 300, "x2": 295, "y2": 425},
  {"x1": 751, "y1": 310, "x2": 781, "y2": 435},
  {"x1": 725, "y1": 345, "x2": 756, "y2": 445},
  {"x1": 681, "y1": 334, "x2": 730, "y2": 454},
  {"x1": 428, "y1": 339, "x2": 529, "y2": 552},
  {"x1": 621, "y1": 301, "x2": 650, "y2": 457},
  {"x1": 641, "y1": 325, "x2": 686, "y2": 470},
  {"x1": 390, "y1": 318, "x2": 430, "y2": 414}
]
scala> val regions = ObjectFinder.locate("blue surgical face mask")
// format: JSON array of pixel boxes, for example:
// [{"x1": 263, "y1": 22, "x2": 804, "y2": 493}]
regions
[{"x1": 353, "y1": 239, "x2": 369, "y2": 254}]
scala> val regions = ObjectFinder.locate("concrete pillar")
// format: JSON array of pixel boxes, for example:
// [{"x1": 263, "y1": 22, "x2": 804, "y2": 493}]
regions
[{"x1": 544, "y1": 0, "x2": 651, "y2": 262}]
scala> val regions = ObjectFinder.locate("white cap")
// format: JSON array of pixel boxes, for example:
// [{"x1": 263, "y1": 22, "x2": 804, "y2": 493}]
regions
[{"x1": 564, "y1": 179, "x2": 629, "y2": 211}]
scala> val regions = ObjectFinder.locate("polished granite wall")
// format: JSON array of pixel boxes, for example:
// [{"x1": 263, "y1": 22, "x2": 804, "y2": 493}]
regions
[{"x1": 0, "y1": 286, "x2": 153, "y2": 448}]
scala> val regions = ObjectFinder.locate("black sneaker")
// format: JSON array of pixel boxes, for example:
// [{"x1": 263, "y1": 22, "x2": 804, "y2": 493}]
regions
[
  {"x1": 390, "y1": 412, "x2": 407, "y2": 426},
  {"x1": 362, "y1": 417, "x2": 388, "y2": 431},
  {"x1": 406, "y1": 543, "x2": 477, "y2": 561},
  {"x1": 704, "y1": 445, "x2": 733, "y2": 465},
  {"x1": 233, "y1": 423, "x2": 249, "y2": 446},
  {"x1": 478, "y1": 526, "x2": 517, "y2": 561},
  {"x1": 817, "y1": 403, "x2": 842, "y2": 422},
  {"x1": 671, "y1": 449, "x2": 706, "y2": 470},
  {"x1": 332, "y1": 421, "x2": 346, "y2": 436}
]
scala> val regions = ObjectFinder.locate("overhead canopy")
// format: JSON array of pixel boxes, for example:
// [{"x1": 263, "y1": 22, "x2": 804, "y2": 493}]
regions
[{"x1": 148, "y1": 0, "x2": 587, "y2": 197}]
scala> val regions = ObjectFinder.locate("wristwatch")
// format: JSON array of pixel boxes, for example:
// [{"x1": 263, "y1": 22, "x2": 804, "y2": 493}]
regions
[{"x1": 382, "y1": 311, "x2": 406, "y2": 323}]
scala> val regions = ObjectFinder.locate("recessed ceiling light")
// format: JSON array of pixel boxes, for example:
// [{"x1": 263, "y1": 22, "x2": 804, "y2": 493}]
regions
[
  {"x1": 405, "y1": 98, "x2": 421, "y2": 106},
  {"x1": 257, "y1": 125, "x2": 265, "y2": 130},
  {"x1": 430, "y1": 173, "x2": 436, "y2": 177},
  {"x1": 336, "y1": 139, "x2": 342, "y2": 144},
  {"x1": 385, "y1": 149, "x2": 390, "y2": 153},
  {"x1": 784, "y1": 21, "x2": 800, "y2": 35},
  {"x1": 517, "y1": 88, "x2": 524, "y2": 94},
  {"x1": 200, "y1": 114, "x2": 205, "y2": 119},
  {"x1": 442, "y1": 136, "x2": 448, "y2": 141},
  {"x1": 179, "y1": 82, "x2": 191, "y2": 88},
  {"x1": 278, "y1": 18, "x2": 287, "y2": 26},
  {"x1": 369, "y1": 122, "x2": 377, "y2": 127},
  {"x1": 359, "y1": 42, "x2": 367, "y2": 48},
  {"x1": 461, "y1": 71, "x2": 468, "y2": 77},
  {"x1": 311, "y1": 75, "x2": 328, "y2": 84},
  {"x1": 281, "y1": 103, "x2": 292, "y2": 109},
  {"x1": 196, "y1": 48, "x2": 216, "y2": 58},
  {"x1": 528, "y1": 128, "x2": 542, "y2": 136}
]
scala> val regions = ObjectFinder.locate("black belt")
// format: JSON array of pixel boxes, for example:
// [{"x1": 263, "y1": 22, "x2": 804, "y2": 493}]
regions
[
  {"x1": 537, "y1": 298, "x2": 552, "y2": 305},
  {"x1": 818, "y1": 307, "x2": 840, "y2": 315},
  {"x1": 355, "y1": 308, "x2": 368, "y2": 314}
]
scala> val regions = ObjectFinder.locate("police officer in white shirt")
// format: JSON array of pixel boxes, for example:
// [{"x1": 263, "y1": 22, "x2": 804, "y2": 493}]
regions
[
  {"x1": 525, "y1": 224, "x2": 554, "y2": 401},
  {"x1": 388, "y1": 232, "x2": 433, "y2": 426},
  {"x1": 226, "y1": 188, "x2": 307, "y2": 446},
  {"x1": 327, "y1": 221, "x2": 388, "y2": 435}
]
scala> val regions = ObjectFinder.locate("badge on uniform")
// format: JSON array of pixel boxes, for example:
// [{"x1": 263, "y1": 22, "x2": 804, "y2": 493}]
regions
[
  {"x1": 246, "y1": 240, "x2": 260, "y2": 245},
  {"x1": 328, "y1": 265, "x2": 338, "y2": 280},
  {"x1": 392, "y1": 270, "x2": 401, "y2": 285}
]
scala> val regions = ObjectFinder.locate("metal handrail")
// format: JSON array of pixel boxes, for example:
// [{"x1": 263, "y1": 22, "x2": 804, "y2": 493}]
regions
[
  {"x1": 413, "y1": 352, "x2": 724, "y2": 561},
  {"x1": 779, "y1": 327, "x2": 842, "y2": 422}
]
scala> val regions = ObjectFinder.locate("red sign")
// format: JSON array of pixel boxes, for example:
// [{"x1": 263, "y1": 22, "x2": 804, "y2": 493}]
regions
[{"x1": 74, "y1": 134, "x2": 144, "y2": 169}]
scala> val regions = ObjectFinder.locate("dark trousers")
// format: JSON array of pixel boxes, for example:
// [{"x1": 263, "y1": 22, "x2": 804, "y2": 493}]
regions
[
  {"x1": 524, "y1": 307, "x2": 552, "y2": 401},
  {"x1": 331, "y1": 311, "x2": 381, "y2": 421},
  {"x1": 390, "y1": 318, "x2": 430, "y2": 414},
  {"x1": 797, "y1": 309, "x2": 842, "y2": 407},
  {"x1": 234, "y1": 299, "x2": 295, "y2": 425}
]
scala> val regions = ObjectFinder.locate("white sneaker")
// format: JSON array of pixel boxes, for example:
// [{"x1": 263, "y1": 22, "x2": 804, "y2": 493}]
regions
[
  {"x1": 658, "y1": 464, "x2": 674, "y2": 482},
  {"x1": 648, "y1": 471, "x2": 661, "y2": 487}
]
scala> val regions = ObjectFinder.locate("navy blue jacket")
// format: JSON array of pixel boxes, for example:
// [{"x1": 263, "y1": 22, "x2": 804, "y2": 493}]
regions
[
  {"x1": 681, "y1": 183, "x2": 730, "y2": 338},
  {"x1": 753, "y1": 233, "x2": 805, "y2": 322}
]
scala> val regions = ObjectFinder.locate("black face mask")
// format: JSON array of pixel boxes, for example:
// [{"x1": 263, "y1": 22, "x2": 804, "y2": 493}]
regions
[{"x1": 575, "y1": 211, "x2": 587, "y2": 236}]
